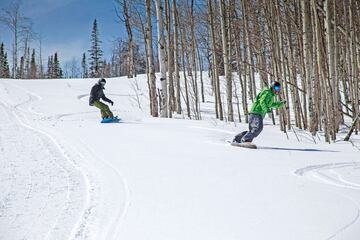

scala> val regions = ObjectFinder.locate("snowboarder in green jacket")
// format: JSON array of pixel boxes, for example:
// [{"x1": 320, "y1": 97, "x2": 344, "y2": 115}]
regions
[{"x1": 233, "y1": 81, "x2": 285, "y2": 144}]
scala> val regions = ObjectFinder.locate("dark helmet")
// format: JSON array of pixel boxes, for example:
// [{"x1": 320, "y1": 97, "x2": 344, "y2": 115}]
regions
[
  {"x1": 98, "y1": 78, "x2": 106, "y2": 85},
  {"x1": 270, "y1": 81, "x2": 281, "y2": 94}
]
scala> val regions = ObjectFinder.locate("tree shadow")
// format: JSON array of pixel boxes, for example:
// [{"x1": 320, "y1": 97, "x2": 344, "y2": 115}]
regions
[{"x1": 258, "y1": 146, "x2": 339, "y2": 153}]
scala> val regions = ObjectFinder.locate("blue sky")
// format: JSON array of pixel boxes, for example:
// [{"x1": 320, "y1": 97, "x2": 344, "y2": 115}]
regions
[{"x1": 0, "y1": 0, "x2": 125, "y2": 65}]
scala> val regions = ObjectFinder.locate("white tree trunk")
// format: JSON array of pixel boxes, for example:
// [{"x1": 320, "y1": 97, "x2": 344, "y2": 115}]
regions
[
  {"x1": 155, "y1": 0, "x2": 168, "y2": 118},
  {"x1": 301, "y1": 0, "x2": 313, "y2": 129},
  {"x1": 172, "y1": 0, "x2": 181, "y2": 114},
  {"x1": 207, "y1": 0, "x2": 223, "y2": 120},
  {"x1": 219, "y1": 0, "x2": 233, "y2": 122},
  {"x1": 165, "y1": 0, "x2": 174, "y2": 117},
  {"x1": 145, "y1": 0, "x2": 158, "y2": 117}
]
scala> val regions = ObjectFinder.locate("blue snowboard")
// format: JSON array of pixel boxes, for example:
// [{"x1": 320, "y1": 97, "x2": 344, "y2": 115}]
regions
[{"x1": 101, "y1": 117, "x2": 121, "y2": 123}]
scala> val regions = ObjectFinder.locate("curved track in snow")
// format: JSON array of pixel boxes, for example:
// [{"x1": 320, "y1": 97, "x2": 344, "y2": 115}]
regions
[
  {"x1": 0, "y1": 82, "x2": 130, "y2": 240},
  {"x1": 295, "y1": 162, "x2": 360, "y2": 239},
  {"x1": 1, "y1": 77, "x2": 360, "y2": 240},
  {"x1": 0, "y1": 83, "x2": 89, "y2": 239}
]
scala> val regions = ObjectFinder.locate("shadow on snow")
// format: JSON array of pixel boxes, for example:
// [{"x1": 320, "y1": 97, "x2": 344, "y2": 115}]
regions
[{"x1": 258, "y1": 146, "x2": 339, "y2": 153}]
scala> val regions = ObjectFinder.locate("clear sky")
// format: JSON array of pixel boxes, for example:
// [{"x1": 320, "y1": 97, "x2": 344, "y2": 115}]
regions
[{"x1": 0, "y1": 0, "x2": 124, "y2": 65}]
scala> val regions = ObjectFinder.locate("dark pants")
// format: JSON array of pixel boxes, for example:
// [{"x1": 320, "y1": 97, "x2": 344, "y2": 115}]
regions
[
  {"x1": 234, "y1": 113, "x2": 263, "y2": 143},
  {"x1": 93, "y1": 100, "x2": 114, "y2": 119}
]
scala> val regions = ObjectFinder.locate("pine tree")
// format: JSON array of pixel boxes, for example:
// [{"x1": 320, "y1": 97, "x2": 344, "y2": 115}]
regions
[
  {"x1": 0, "y1": 43, "x2": 5, "y2": 77},
  {"x1": 18, "y1": 56, "x2": 24, "y2": 78},
  {"x1": 25, "y1": 47, "x2": 30, "y2": 78},
  {"x1": 29, "y1": 48, "x2": 36, "y2": 79},
  {"x1": 53, "y1": 52, "x2": 62, "y2": 78},
  {"x1": 54, "y1": 53, "x2": 59, "y2": 78},
  {"x1": 88, "y1": 19, "x2": 103, "y2": 78},
  {"x1": 46, "y1": 54, "x2": 62, "y2": 79},
  {"x1": 81, "y1": 53, "x2": 88, "y2": 78},
  {"x1": 47, "y1": 56, "x2": 53, "y2": 78},
  {"x1": 59, "y1": 68, "x2": 63, "y2": 78},
  {"x1": 4, "y1": 53, "x2": 10, "y2": 78}
]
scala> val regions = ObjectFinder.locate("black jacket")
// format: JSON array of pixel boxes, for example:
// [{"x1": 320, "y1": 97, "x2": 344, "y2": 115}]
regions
[{"x1": 89, "y1": 84, "x2": 112, "y2": 106}]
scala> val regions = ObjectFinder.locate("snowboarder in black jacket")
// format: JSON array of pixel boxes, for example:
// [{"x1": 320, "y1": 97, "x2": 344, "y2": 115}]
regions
[{"x1": 89, "y1": 78, "x2": 114, "y2": 119}]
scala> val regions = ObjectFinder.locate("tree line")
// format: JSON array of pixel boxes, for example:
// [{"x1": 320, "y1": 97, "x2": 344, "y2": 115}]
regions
[
  {"x1": 117, "y1": 0, "x2": 359, "y2": 141},
  {"x1": 80, "y1": 19, "x2": 147, "y2": 79},
  {"x1": 1, "y1": 0, "x2": 359, "y2": 141},
  {"x1": 0, "y1": 1, "x2": 147, "y2": 80},
  {"x1": 0, "y1": 1, "x2": 65, "y2": 79}
]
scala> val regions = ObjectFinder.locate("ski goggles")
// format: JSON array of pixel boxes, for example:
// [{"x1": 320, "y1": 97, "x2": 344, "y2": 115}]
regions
[
  {"x1": 273, "y1": 85, "x2": 281, "y2": 91},
  {"x1": 99, "y1": 81, "x2": 106, "y2": 85}
]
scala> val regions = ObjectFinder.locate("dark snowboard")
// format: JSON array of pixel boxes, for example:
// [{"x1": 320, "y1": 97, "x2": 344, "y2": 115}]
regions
[{"x1": 231, "y1": 141, "x2": 257, "y2": 149}]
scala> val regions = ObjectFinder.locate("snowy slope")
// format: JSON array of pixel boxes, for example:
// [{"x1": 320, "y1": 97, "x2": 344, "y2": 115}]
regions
[{"x1": 0, "y1": 76, "x2": 359, "y2": 240}]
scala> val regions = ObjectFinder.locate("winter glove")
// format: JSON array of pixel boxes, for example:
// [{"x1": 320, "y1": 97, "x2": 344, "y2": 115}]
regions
[{"x1": 110, "y1": 100, "x2": 114, "y2": 106}]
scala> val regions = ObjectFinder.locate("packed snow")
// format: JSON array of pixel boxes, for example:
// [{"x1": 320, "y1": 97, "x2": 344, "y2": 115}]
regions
[{"x1": 0, "y1": 75, "x2": 359, "y2": 240}]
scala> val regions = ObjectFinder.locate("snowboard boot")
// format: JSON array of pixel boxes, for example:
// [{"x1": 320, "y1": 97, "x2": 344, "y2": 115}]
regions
[{"x1": 233, "y1": 131, "x2": 248, "y2": 143}]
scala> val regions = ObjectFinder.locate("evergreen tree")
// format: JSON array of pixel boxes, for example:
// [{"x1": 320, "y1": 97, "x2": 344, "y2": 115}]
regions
[
  {"x1": 46, "y1": 53, "x2": 62, "y2": 79},
  {"x1": 0, "y1": 43, "x2": 3, "y2": 76},
  {"x1": 4, "y1": 53, "x2": 10, "y2": 78},
  {"x1": 53, "y1": 52, "x2": 62, "y2": 78},
  {"x1": 25, "y1": 47, "x2": 30, "y2": 78},
  {"x1": 88, "y1": 19, "x2": 103, "y2": 78},
  {"x1": 29, "y1": 48, "x2": 36, "y2": 79},
  {"x1": 0, "y1": 43, "x2": 6, "y2": 78},
  {"x1": 59, "y1": 68, "x2": 63, "y2": 78},
  {"x1": 81, "y1": 53, "x2": 88, "y2": 78},
  {"x1": 18, "y1": 56, "x2": 25, "y2": 78},
  {"x1": 47, "y1": 56, "x2": 53, "y2": 78},
  {"x1": 54, "y1": 52, "x2": 59, "y2": 78}
]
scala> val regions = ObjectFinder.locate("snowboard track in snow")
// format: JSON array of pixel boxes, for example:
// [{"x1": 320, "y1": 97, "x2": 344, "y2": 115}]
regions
[
  {"x1": 1, "y1": 79, "x2": 360, "y2": 240},
  {"x1": 295, "y1": 162, "x2": 360, "y2": 239},
  {"x1": 0, "y1": 84, "x2": 90, "y2": 239},
  {"x1": 0, "y1": 82, "x2": 130, "y2": 239}
]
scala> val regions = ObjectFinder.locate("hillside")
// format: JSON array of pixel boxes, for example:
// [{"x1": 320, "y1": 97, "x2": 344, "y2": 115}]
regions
[{"x1": 0, "y1": 76, "x2": 359, "y2": 240}]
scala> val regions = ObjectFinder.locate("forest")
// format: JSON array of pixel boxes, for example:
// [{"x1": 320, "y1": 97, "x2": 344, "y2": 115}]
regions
[{"x1": 1, "y1": 0, "x2": 359, "y2": 142}]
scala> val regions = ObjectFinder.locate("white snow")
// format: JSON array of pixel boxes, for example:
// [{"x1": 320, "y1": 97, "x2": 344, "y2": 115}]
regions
[{"x1": 0, "y1": 75, "x2": 359, "y2": 240}]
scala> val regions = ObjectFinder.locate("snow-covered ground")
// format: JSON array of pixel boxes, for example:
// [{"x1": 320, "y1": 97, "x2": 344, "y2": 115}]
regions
[{"x1": 0, "y1": 75, "x2": 359, "y2": 240}]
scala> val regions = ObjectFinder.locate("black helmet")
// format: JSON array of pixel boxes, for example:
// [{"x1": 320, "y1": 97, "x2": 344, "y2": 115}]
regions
[
  {"x1": 98, "y1": 78, "x2": 106, "y2": 85},
  {"x1": 270, "y1": 81, "x2": 281, "y2": 93}
]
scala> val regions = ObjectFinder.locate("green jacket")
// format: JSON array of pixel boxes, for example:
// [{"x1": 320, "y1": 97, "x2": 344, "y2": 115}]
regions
[{"x1": 250, "y1": 88, "x2": 284, "y2": 118}]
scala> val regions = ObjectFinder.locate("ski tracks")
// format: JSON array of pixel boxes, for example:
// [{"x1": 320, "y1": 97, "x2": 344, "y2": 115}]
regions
[
  {"x1": 0, "y1": 81, "x2": 130, "y2": 240},
  {"x1": 74, "y1": 142, "x2": 131, "y2": 240},
  {"x1": 295, "y1": 162, "x2": 360, "y2": 239},
  {"x1": 0, "y1": 99, "x2": 87, "y2": 240}
]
